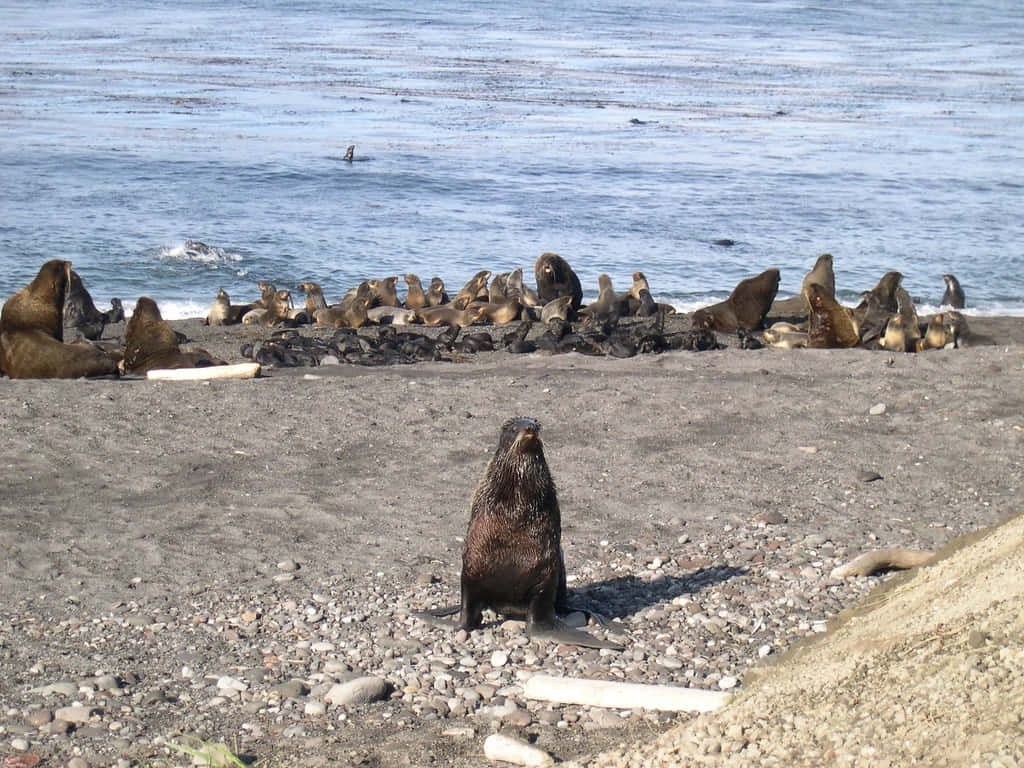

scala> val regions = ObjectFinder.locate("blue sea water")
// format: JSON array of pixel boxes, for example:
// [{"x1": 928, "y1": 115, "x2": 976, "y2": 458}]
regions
[{"x1": 1, "y1": 0, "x2": 1022, "y2": 318}]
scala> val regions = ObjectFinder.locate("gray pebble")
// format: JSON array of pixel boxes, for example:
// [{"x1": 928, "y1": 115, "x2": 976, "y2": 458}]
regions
[{"x1": 324, "y1": 676, "x2": 389, "y2": 707}]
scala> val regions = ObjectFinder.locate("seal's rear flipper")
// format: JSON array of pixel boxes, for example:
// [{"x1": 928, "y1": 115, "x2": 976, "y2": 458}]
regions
[
  {"x1": 412, "y1": 605, "x2": 460, "y2": 629},
  {"x1": 529, "y1": 619, "x2": 625, "y2": 651}
]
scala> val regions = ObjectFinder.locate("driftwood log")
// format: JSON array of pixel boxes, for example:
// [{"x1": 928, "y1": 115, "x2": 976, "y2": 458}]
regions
[
  {"x1": 830, "y1": 548, "x2": 934, "y2": 579},
  {"x1": 145, "y1": 362, "x2": 261, "y2": 381},
  {"x1": 523, "y1": 675, "x2": 729, "y2": 713},
  {"x1": 482, "y1": 733, "x2": 553, "y2": 767}
]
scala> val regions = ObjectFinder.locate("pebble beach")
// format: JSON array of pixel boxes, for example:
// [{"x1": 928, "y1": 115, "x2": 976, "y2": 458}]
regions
[{"x1": 1, "y1": 313, "x2": 1022, "y2": 767}]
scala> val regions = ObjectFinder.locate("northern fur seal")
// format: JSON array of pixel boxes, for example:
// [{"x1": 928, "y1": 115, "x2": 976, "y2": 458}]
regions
[
  {"x1": 64, "y1": 270, "x2": 123, "y2": 340},
  {"x1": 451, "y1": 271, "x2": 491, "y2": 309},
  {"x1": 801, "y1": 253, "x2": 835, "y2": 299},
  {"x1": 940, "y1": 274, "x2": 965, "y2": 309},
  {"x1": 691, "y1": 268, "x2": 780, "y2": 332},
  {"x1": 416, "y1": 303, "x2": 487, "y2": 328},
  {"x1": 298, "y1": 282, "x2": 328, "y2": 316},
  {"x1": 403, "y1": 274, "x2": 428, "y2": 309},
  {"x1": 419, "y1": 417, "x2": 622, "y2": 650},
  {"x1": 534, "y1": 252, "x2": 583, "y2": 314},
  {"x1": 426, "y1": 277, "x2": 449, "y2": 307},
  {"x1": 805, "y1": 282, "x2": 860, "y2": 348},
  {"x1": 122, "y1": 297, "x2": 225, "y2": 373},
  {"x1": 0, "y1": 260, "x2": 120, "y2": 378}
]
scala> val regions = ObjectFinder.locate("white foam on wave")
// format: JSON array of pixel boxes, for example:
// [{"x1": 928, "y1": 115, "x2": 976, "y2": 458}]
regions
[
  {"x1": 123, "y1": 298, "x2": 209, "y2": 321},
  {"x1": 160, "y1": 240, "x2": 242, "y2": 264}
]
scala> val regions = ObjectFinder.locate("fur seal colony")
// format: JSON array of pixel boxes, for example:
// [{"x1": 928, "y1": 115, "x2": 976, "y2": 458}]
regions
[
  {"x1": 417, "y1": 417, "x2": 624, "y2": 651},
  {"x1": 0, "y1": 250, "x2": 981, "y2": 378}
]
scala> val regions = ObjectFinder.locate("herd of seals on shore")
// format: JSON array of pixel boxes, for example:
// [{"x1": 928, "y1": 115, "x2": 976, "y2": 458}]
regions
[{"x1": 0, "y1": 251, "x2": 969, "y2": 379}]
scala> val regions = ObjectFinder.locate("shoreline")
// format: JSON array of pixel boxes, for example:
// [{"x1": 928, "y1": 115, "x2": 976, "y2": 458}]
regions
[{"x1": 1, "y1": 318, "x2": 1022, "y2": 766}]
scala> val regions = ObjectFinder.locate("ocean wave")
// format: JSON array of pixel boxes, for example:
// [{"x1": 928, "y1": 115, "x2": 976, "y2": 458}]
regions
[{"x1": 159, "y1": 240, "x2": 242, "y2": 265}]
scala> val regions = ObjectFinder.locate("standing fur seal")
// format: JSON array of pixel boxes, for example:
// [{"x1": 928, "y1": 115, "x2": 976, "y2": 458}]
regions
[
  {"x1": 0, "y1": 260, "x2": 120, "y2": 378},
  {"x1": 940, "y1": 274, "x2": 965, "y2": 309},
  {"x1": 691, "y1": 268, "x2": 780, "y2": 332},
  {"x1": 425, "y1": 277, "x2": 449, "y2": 307},
  {"x1": 419, "y1": 418, "x2": 622, "y2": 650}
]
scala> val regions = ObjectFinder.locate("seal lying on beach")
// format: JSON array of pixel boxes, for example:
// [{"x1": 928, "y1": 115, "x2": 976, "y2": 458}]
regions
[
  {"x1": 417, "y1": 417, "x2": 623, "y2": 651},
  {"x1": 122, "y1": 296, "x2": 225, "y2": 373},
  {"x1": 0, "y1": 260, "x2": 120, "y2": 378}
]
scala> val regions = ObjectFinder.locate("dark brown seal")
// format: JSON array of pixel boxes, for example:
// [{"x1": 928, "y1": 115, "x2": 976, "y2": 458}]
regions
[
  {"x1": 534, "y1": 252, "x2": 583, "y2": 313},
  {"x1": 425, "y1": 277, "x2": 449, "y2": 307},
  {"x1": 801, "y1": 253, "x2": 835, "y2": 299},
  {"x1": 0, "y1": 260, "x2": 120, "y2": 378},
  {"x1": 122, "y1": 297, "x2": 225, "y2": 373},
  {"x1": 432, "y1": 417, "x2": 622, "y2": 650},
  {"x1": 64, "y1": 270, "x2": 122, "y2": 340},
  {"x1": 691, "y1": 268, "x2": 780, "y2": 332},
  {"x1": 940, "y1": 273, "x2": 965, "y2": 309},
  {"x1": 805, "y1": 282, "x2": 860, "y2": 348}
]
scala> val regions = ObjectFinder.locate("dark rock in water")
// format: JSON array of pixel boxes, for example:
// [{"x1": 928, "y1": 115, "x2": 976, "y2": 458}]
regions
[{"x1": 712, "y1": 238, "x2": 736, "y2": 247}]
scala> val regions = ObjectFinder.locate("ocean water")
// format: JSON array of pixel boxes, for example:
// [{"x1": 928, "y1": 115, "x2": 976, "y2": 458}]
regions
[{"x1": 1, "y1": 0, "x2": 1022, "y2": 319}]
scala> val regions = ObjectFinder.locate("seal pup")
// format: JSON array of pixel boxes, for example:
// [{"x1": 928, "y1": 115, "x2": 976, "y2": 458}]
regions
[
  {"x1": 801, "y1": 253, "x2": 835, "y2": 299},
  {"x1": 0, "y1": 260, "x2": 120, "y2": 378},
  {"x1": 315, "y1": 282, "x2": 372, "y2": 328},
  {"x1": 804, "y1": 282, "x2": 859, "y2": 348},
  {"x1": 917, "y1": 313, "x2": 954, "y2": 351},
  {"x1": 540, "y1": 295, "x2": 573, "y2": 325},
  {"x1": 367, "y1": 305, "x2": 417, "y2": 325},
  {"x1": 894, "y1": 286, "x2": 921, "y2": 348},
  {"x1": 534, "y1": 252, "x2": 583, "y2": 313},
  {"x1": 879, "y1": 314, "x2": 914, "y2": 352},
  {"x1": 507, "y1": 268, "x2": 541, "y2": 309},
  {"x1": 403, "y1": 274, "x2": 428, "y2": 309},
  {"x1": 416, "y1": 303, "x2": 487, "y2": 328},
  {"x1": 426, "y1": 277, "x2": 449, "y2": 307},
  {"x1": 298, "y1": 282, "x2": 328, "y2": 316},
  {"x1": 122, "y1": 297, "x2": 225, "y2": 373},
  {"x1": 940, "y1": 274, "x2": 965, "y2": 309},
  {"x1": 370, "y1": 276, "x2": 401, "y2": 308},
  {"x1": 421, "y1": 417, "x2": 622, "y2": 650},
  {"x1": 470, "y1": 298, "x2": 521, "y2": 324},
  {"x1": 579, "y1": 274, "x2": 622, "y2": 323},
  {"x1": 691, "y1": 268, "x2": 780, "y2": 332},
  {"x1": 488, "y1": 273, "x2": 509, "y2": 303},
  {"x1": 205, "y1": 288, "x2": 232, "y2": 326}
]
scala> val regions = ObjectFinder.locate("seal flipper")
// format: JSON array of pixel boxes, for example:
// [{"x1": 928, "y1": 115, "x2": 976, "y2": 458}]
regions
[
  {"x1": 528, "y1": 617, "x2": 625, "y2": 651},
  {"x1": 412, "y1": 604, "x2": 461, "y2": 629}
]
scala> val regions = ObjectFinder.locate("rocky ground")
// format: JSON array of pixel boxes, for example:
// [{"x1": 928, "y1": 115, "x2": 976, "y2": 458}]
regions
[{"x1": 0, "y1": 313, "x2": 1021, "y2": 767}]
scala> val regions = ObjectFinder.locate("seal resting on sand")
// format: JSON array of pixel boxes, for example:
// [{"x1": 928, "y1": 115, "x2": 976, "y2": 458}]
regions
[
  {"x1": 122, "y1": 297, "x2": 225, "y2": 374},
  {"x1": 691, "y1": 268, "x2": 780, "y2": 332},
  {"x1": 0, "y1": 260, "x2": 120, "y2": 379},
  {"x1": 418, "y1": 417, "x2": 623, "y2": 651}
]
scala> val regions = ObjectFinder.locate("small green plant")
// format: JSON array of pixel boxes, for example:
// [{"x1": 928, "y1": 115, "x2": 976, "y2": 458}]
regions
[{"x1": 167, "y1": 737, "x2": 249, "y2": 768}]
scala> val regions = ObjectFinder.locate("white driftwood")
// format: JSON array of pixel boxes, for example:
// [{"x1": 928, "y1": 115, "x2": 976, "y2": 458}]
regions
[
  {"x1": 523, "y1": 675, "x2": 729, "y2": 713},
  {"x1": 483, "y1": 733, "x2": 553, "y2": 767},
  {"x1": 146, "y1": 362, "x2": 261, "y2": 381},
  {"x1": 830, "y1": 548, "x2": 934, "y2": 579}
]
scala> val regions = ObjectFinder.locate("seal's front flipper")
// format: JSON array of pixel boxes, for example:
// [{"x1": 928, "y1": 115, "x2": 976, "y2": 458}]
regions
[
  {"x1": 412, "y1": 604, "x2": 460, "y2": 629},
  {"x1": 529, "y1": 619, "x2": 625, "y2": 651},
  {"x1": 560, "y1": 604, "x2": 610, "y2": 627}
]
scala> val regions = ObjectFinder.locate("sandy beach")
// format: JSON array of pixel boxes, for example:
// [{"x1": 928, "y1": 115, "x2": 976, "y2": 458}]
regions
[{"x1": 1, "y1": 312, "x2": 1022, "y2": 767}]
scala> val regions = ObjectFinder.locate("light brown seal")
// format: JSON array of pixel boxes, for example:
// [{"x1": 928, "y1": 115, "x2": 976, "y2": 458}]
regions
[
  {"x1": 403, "y1": 274, "x2": 428, "y2": 309},
  {"x1": 451, "y1": 271, "x2": 492, "y2": 310},
  {"x1": 801, "y1": 253, "x2": 835, "y2": 299},
  {"x1": 425, "y1": 277, "x2": 449, "y2": 307},
  {"x1": 416, "y1": 304, "x2": 487, "y2": 328},
  {"x1": 298, "y1": 282, "x2": 328, "y2": 316}
]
